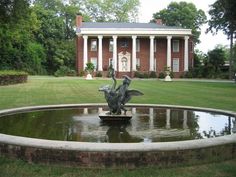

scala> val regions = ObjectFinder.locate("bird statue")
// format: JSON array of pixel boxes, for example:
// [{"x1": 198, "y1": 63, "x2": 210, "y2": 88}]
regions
[{"x1": 99, "y1": 64, "x2": 143, "y2": 115}]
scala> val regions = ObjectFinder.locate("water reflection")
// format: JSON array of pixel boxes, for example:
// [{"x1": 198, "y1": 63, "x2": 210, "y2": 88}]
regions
[{"x1": 0, "y1": 107, "x2": 235, "y2": 143}]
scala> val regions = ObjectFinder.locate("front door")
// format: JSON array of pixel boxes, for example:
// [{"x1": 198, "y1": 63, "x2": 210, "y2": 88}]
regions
[{"x1": 118, "y1": 52, "x2": 131, "y2": 72}]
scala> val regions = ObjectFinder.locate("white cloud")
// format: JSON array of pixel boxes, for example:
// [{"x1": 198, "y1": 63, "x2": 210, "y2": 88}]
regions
[{"x1": 138, "y1": 0, "x2": 229, "y2": 53}]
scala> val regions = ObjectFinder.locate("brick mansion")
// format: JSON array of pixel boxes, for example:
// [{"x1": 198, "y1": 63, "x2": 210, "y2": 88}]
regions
[{"x1": 76, "y1": 15, "x2": 193, "y2": 78}]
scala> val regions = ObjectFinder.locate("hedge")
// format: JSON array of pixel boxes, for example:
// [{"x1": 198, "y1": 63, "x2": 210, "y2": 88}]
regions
[{"x1": 0, "y1": 70, "x2": 28, "y2": 86}]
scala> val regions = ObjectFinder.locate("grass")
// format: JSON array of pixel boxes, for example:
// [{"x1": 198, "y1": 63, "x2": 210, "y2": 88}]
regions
[
  {"x1": 0, "y1": 156, "x2": 236, "y2": 177},
  {"x1": 0, "y1": 76, "x2": 236, "y2": 177},
  {"x1": 0, "y1": 76, "x2": 236, "y2": 111}
]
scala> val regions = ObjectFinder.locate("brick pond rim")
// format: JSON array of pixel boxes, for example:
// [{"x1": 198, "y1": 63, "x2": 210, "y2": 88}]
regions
[{"x1": 0, "y1": 103, "x2": 236, "y2": 168}]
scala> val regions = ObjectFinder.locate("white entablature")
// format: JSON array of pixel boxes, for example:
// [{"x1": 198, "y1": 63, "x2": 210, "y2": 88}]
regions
[{"x1": 77, "y1": 28, "x2": 192, "y2": 36}]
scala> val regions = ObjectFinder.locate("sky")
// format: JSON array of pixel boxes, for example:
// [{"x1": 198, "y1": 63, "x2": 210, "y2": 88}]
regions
[{"x1": 138, "y1": 0, "x2": 229, "y2": 53}]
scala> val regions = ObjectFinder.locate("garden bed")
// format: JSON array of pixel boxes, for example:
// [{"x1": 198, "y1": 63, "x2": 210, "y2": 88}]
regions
[{"x1": 0, "y1": 70, "x2": 28, "y2": 86}]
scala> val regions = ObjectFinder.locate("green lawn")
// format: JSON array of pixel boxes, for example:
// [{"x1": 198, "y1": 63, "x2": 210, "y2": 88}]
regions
[
  {"x1": 0, "y1": 76, "x2": 236, "y2": 177},
  {"x1": 0, "y1": 76, "x2": 236, "y2": 111}
]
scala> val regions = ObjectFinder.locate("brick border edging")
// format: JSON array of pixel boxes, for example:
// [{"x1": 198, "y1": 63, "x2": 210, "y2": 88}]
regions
[{"x1": 0, "y1": 104, "x2": 236, "y2": 168}]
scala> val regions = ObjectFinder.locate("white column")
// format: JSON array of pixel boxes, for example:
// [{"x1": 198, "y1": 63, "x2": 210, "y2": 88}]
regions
[
  {"x1": 149, "y1": 108, "x2": 154, "y2": 129},
  {"x1": 167, "y1": 36, "x2": 172, "y2": 68},
  {"x1": 83, "y1": 35, "x2": 88, "y2": 70},
  {"x1": 83, "y1": 108, "x2": 88, "y2": 115},
  {"x1": 166, "y1": 109, "x2": 171, "y2": 129},
  {"x1": 112, "y1": 35, "x2": 118, "y2": 71},
  {"x1": 98, "y1": 35, "x2": 103, "y2": 71},
  {"x1": 132, "y1": 107, "x2": 136, "y2": 114},
  {"x1": 132, "y1": 35, "x2": 137, "y2": 71},
  {"x1": 150, "y1": 36, "x2": 155, "y2": 71},
  {"x1": 98, "y1": 107, "x2": 103, "y2": 114},
  {"x1": 184, "y1": 36, "x2": 189, "y2": 71},
  {"x1": 183, "y1": 110, "x2": 188, "y2": 129},
  {"x1": 132, "y1": 107, "x2": 137, "y2": 132}
]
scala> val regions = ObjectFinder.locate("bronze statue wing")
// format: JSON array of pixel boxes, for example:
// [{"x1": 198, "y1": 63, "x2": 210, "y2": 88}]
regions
[
  {"x1": 122, "y1": 90, "x2": 144, "y2": 104},
  {"x1": 127, "y1": 90, "x2": 143, "y2": 96}
]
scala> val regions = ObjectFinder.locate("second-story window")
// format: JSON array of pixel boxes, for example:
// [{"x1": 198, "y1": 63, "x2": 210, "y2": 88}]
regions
[
  {"x1": 109, "y1": 39, "x2": 113, "y2": 52},
  {"x1": 173, "y1": 40, "x2": 179, "y2": 52},
  {"x1": 120, "y1": 40, "x2": 128, "y2": 48},
  {"x1": 91, "y1": 39, "x2": 97, "y2": 51},
  {"x1": 136, "y1": 39, "x2": 140, "y2": 52}
]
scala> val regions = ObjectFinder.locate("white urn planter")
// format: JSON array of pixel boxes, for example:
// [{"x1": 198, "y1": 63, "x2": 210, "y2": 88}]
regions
[
  {"x1": 85, "y1": 73, "x2": 93, "y2": 80},
  {"x1": 164, "y1": 70, "x2": 172, "y2": 82}
]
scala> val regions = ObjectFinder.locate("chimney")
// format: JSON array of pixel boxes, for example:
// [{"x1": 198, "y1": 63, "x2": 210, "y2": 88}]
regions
[
  {"x1": 76, "y1": 15, "x2": 83, "y2": 27},
  {"x1": 155, "y1": 19, "x2": 162, "y2": 25}
]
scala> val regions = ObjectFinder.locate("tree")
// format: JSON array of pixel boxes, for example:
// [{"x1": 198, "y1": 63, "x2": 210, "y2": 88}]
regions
[
  {"x1": 207, "y1": 46, "x2": 226, "y2": 73},
  {"x1": 194, "y1": 49, "x2": 207, "y2": 67},
  {"x1": 234, "y1": 44, "x2": 236, "y2": 71},
  {"x1": 151, "y1": 1, "x2": 207, "y2": 44},
  {"x1": 32, "y1": 0, "x2": 79, "y2": 74},
  {"x1": 0, "y1": 0, "x2": 46, "y2": 74},
  {"x1": 79, "y1": 0, "x2": 140, "y2": 22},
  {"x1": 207, "y1": 0, "x2": 236, "y2": 79}
]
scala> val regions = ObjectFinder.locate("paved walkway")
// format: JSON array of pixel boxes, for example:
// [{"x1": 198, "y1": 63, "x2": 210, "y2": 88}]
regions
[
  {"x1": 171, "y1": 78, "x2": 235, "y2": 83},
  {"x1": 29, "y1": 76, "x2": 236, "y2": 83}
]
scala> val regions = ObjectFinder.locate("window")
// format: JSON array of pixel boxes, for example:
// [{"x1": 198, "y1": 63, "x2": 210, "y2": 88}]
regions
[
  {"x1": 91, "y1": 39, "x2": 97, "y2": 51},
  {"x1": 172, "y1": 58, "x2": 179, "y2": 72},
  {"x1": 136, "y1": 39, "x2": 140, "y2": 52},
  {"x1": 173, "y1": 40, "x2": 179, "y2": 52},
  {"x1": 90, "y1": 58, "x2": 97, "y2": 71},
  {"x1": 109, "y1": 39, "x2": 113, "y2": 52},
  {"x1": 120, "y1": 40, "x2": 128, "y2": 48},
  {"x1": 136, "y1": 58, "x2": 140, "y2": 70}
]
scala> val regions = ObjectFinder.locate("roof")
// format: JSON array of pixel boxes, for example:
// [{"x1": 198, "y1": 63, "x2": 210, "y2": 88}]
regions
[
  {"x1": 80, "y1": 22, "x2": 183, "y2": 29},
  {"x1": 77, "y1": 22, "x2": 192, "y2": 36}
]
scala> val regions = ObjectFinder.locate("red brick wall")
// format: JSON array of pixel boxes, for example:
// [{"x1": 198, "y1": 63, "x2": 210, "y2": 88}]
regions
[
  {"x1": 156, "y1": 38, "x2": 167, "y2": 73},
  {"x1": 137, "y1": 38, "x2": 150, "y2": 72},
  {"x1": 102, "y1": 38, "x2": 112, "y2": 71},
  {"x1": 76, "y1": 36, "x2": 194, "y2": 78},
  {"x1": 77, "y1": 36, "x2": 84, "y2": 74}
]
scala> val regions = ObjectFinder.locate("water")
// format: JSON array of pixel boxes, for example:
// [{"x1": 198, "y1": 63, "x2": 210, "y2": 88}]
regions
[{"x1": 0, "y1": 107, "x2": 235, "y2": 143}]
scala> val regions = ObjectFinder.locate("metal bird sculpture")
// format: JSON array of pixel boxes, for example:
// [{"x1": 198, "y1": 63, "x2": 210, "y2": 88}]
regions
[{"x1": 99, "y1": 65, "x2": 143, "y2": 115}]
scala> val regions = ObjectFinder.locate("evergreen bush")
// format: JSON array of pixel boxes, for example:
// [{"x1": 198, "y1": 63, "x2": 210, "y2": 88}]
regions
[{"x1": 0, "y1": 70, "x2": 28, "y2": 86}]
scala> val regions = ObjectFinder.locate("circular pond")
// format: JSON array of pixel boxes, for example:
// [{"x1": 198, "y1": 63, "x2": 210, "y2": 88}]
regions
[
  {"x1": 0, "y1": 104, "x2": 236, "y2": 168},
  {"x1": 0, "y1": 105, "x2": 235, "y2": 143}
]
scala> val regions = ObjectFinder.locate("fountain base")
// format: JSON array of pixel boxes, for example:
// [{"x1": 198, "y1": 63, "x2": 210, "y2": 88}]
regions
[{"x1": 99, "y1": 111, "x2": 132, "y2": 121}]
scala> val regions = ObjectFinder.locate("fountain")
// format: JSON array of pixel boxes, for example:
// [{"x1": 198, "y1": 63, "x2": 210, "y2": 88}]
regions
[{"x1": 98, "y1": 65, "x2": 143, "y2": 121}]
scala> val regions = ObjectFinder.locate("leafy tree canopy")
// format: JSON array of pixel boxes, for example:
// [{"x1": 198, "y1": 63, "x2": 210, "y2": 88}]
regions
[
  {"x1": 0, "y1": 0, "x2": 140, "y2": 75},
  {"x1": 207, "y1": 0, "x2": 236, "y2": 36},
  {"x1": 207, "y1": 46, "x2": 226, "y2": 73},
  {"x1": 207, "y1": 0, "x2": 236, "y2": 78},
  {"x1": 78, "y1": 0, "x2": 140, "y2": 22},
  {"x1": 151, "y1": 1, "x2": 206, "y2": 44}
]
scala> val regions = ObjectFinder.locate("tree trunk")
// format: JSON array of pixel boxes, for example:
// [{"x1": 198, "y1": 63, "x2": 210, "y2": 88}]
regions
[{"x1": 229, "y1": 31, "x2": 233, "y2": 80}]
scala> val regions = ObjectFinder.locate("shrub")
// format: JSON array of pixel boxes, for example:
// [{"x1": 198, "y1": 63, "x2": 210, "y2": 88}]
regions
[
  {"x1": 158, "y1": 72, "x2": 165, "y2": 79},
  {"x1": 149, "y1": 71, "x2": 157, "y2": 78},
  {"x1": 134, "y1": 71, "x2": 143, "y2": 78},
  {"x1": 143, "y1": 73, "x2": 149, "y2": 78},
  {"x1": 95, "y1": 72, "x2": 102, "y2": 77},
  {"x1": 54, "y1": 66, "x2": 76, "y2": 77},
  {"x1": 78, "y1": 70, "x2": 85, "y2": 77},
  {"x1": 219, "y1": 72, "x2": 229, "y2": 79},
  {"x1": 0, "y1": 70, "x2": 28, "y2": 86},
  {"x1": 54, "y1": 66, "x2": 70, "y2": 77},
  {"x1": 67, "y1": 69, "x2": 76, "y2": 76}
]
